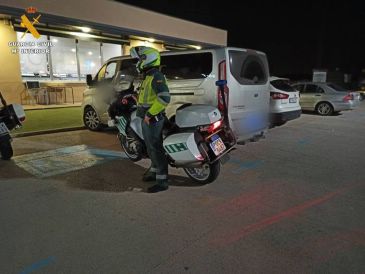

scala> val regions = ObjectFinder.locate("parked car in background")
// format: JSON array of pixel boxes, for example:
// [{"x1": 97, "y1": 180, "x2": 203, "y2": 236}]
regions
[
  {"x1": 292, "y1": 82, "x2": 357, "y2": 116},
  {"x1": 269, "y1": 77, "x2": 301, "y2": 126}
]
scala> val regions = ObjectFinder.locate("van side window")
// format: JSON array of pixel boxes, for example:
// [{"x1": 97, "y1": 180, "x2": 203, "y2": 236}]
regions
[
  {"x1": 120, "y1": 58, "x2": 138, "y2": 78},
  {"x1": 161, "y1": 53, "x2": 212, "y2": 80},
  {"x1": 105, "y1": 62, "x2": 117, "y2": 80},
  {"x1": 229, "y1": 50, "x2": 268, "y2": 85},
  {"x1": 95, "y1": 61, "x2": 118, "y2": 82}
]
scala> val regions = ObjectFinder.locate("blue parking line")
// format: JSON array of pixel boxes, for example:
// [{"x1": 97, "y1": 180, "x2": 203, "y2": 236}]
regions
[
  {"x1": 298, "y1": 139, "x2": 310, "y2": 145},
  {"x1": 20, "y1": 256, "x2": 55, "y2": 274},
  {"x1": 229, "y1": 159, "x2": 263, "y2": 174},
  {"x1": 13, "y1": 145, "x2": 127, "y2": 178}
]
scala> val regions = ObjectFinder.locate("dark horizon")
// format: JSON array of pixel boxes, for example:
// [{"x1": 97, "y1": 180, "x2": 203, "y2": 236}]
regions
[{"x1": 117, "y1": 0, "x2": 365, "y2": 80}]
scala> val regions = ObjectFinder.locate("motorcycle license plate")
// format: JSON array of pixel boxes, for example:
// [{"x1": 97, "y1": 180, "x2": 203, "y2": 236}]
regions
[
  {"x1": 289, "y1": 98, "x2": 297, "y2": 103},
  {"x1": 210, "y1": 135, "x2": 226, "y2": 156},
  {"x1": 0, "y1": 122, "x2": 9, "y2": 135}
]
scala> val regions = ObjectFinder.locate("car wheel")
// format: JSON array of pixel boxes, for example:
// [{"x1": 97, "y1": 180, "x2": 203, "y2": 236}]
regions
[
  {"x1": 83, "y1": 107, "x2": 102, "y2": 131},
  {"x1": 316, "y1": 102, "x2": 333, "y2": 116}
]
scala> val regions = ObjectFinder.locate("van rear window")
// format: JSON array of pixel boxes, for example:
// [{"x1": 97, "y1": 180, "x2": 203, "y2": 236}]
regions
[
  {"x1": 161, "y1": 52, "x2": 212, "y2": 80},
  {"x1": 229, "y1": 50, "x2": 268, "y2": 85}
]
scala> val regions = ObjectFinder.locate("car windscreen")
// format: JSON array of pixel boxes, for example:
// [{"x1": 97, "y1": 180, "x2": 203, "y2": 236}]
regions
[
  {"x1": 229, "y1": 50, "x2": 268, "y2": 85},
  {"x1": 271, "y1": 79, "x2": 296, "y2": 92},
  {"x1": 327, "y1": 83, "x2": 348, "y2": 92}
]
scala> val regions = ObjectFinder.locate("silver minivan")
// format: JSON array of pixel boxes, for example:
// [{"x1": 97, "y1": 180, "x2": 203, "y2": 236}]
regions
[{"x1": 82, "y1": 47, "x2": 270, "y2": 142}]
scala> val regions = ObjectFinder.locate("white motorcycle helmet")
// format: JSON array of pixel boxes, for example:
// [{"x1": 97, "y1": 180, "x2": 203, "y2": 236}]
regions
[{"x1": 130, "y1": 46, "x2": 160, "y2": 73}]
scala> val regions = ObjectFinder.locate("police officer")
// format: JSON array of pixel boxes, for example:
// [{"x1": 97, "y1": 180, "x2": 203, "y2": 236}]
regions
[{"x1": 130, "y1": 46, "x2": 170, "y2": 193}]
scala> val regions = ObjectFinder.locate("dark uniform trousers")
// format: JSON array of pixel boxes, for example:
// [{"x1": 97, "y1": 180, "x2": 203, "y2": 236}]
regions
[{"x1": 141, "y1": 118, "x2": 168, "y2": 185}]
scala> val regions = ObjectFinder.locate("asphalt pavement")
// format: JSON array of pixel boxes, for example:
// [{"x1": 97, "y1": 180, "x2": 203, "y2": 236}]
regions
[{"x1": 1, "y1": 103, "x2": 364, "y2": 274}]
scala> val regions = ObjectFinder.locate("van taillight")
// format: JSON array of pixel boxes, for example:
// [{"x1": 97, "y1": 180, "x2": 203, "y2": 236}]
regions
[
  {"x1": 217, "y1": 60, "x2": 229, "y2": 113},
  {"x1": 270, "y1": 92, "x2": 289, "y2": 100}
]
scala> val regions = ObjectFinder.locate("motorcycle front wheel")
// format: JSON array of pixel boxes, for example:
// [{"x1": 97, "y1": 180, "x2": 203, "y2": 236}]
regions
[
  {"x1": 120, "y1": 129, "x2": 143, "y2": 162},
  {"x1": 183, "y1": 161, "x2": 220, "y2": 184},
  {"x1": 0, "y1": 140, "x2": 13, "y2": 160}
]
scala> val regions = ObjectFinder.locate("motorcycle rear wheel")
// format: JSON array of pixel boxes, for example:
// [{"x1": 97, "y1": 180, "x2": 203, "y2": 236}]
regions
[
  {"x1": 120, "y1": 129, "x2": 143, "y2": 162},
  {"x1": 0, "y1": 140, "x2": 13, "y2": 160},
  {"x1": 183, "y1": 161, "x2": 220, "y2": 184}
]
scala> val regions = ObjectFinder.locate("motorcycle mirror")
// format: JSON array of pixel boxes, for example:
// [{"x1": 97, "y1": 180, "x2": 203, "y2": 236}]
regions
[{"x1": 86, "y1": 74, "x2": 94, "y2": 86}]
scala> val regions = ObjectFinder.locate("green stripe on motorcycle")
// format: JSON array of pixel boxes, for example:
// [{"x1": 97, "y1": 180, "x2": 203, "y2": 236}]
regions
[
  {"x1": 165, "y1": 143, "x2": 188, "y2": 153},
  {"x1": 164, "y1": 146, "x2": 172, "y2": 153}
]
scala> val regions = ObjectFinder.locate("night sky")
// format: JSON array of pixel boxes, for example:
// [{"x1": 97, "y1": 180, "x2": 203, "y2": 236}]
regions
[{"x1": 118, "y1": 0, "x2": 364, "y2": 80}]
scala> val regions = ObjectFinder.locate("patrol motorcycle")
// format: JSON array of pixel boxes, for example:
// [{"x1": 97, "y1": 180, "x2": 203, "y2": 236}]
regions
[
  {"x1": 0, "y1": 92, "x2": 26, "y2": 160},
  {"x1": 108, "y1": 75, "x2": 236, "y2": 183}
]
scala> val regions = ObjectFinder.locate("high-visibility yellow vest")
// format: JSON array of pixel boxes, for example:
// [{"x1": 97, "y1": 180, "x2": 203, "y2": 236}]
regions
[{"x1": 137, "y1": 70, "x2": 170, "y2": 116}]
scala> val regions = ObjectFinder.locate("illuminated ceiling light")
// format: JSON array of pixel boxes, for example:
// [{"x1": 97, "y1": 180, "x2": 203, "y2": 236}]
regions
[
  {"x1": 80, "y1": 27, "x2": 91, "y2": 33},
  {"x1": 192, "y1": 45, "x2": 202, "y2": 50},
  {"x1": 71, "y1": 48, "x2": 76, "y2": 52},
  {"x1": 88, "y1": 51, "x2": 93, "y2": 55},
  {"x1": 52, "y1": 38, "x2": 58, "y2": 43}
]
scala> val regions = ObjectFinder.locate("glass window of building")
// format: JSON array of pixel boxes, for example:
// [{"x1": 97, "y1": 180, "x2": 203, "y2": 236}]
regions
[
  {"x1": 101, "y1": 43, "x2": 122, "y2": 62},
  {"x1": 17, "y1": 32, "x2": 50, "y2": 79},
  {"x1": 77, "y1": 40, "x2": 101, "y2": 78},
  {"x1": 50, "y1": 36, "x2": 78, "y2": 80}
]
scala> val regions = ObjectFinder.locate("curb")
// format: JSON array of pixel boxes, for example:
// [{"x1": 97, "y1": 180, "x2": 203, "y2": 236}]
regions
[
  {"x1": 12, "y1": 126, "x2": 86, "y2": 138},
  {"x1": 24, "y1": 105, "x2": 82, "y2": 111}
]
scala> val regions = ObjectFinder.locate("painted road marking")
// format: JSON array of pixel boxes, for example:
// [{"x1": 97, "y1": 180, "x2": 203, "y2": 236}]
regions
[
  {"x1": 298, "y1": 139, "x2": 311, "y2": 145},
  {"x1": 211, "y1": 184, "x2": 357, "y2": 247},
  {"x1": 229, "y1": 158, "x2": 263, "y2": 174},
  {"x1": 20, "y1": 256, "x2": 55, "y2": 274},
  {"x1": 13, "y1": 145, "x2": 126, "y2": 178}
]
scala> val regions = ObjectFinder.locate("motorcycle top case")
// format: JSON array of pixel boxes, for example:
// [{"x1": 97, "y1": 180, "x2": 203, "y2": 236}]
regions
[
  {"x1": 163, "y1": 132, "x2": 201, "y2": 163},
  {"x1": 176, "y1": 105, "x2": 221, "y2": 128}
]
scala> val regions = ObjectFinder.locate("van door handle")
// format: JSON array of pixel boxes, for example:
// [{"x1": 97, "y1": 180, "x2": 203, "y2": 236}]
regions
[
  {"x1": 314, "y1": 94, "x2": 322, "y2": 97},
  {"x1": 254, "y1": 93, "x2": 259, "y2": 97}
]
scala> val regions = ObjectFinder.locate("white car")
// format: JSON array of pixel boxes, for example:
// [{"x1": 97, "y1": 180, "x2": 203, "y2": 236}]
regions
[{"x1": 269, "y1": 77, "x2": 301, "y2": 126}]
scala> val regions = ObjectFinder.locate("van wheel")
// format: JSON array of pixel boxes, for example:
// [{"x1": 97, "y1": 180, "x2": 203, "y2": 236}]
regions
[
  {"x1": 0, "y1": 140, "x2": 13, "y2": 160},
  {"x1": 83, "y1": 107, "x2": 102, "y2": 131},
  {"x1": 184, "y1": 161, "x2": 220, "y2": 184},
  {"x1": 316, "y1": 102, "x2": 333, "y2": 116}
]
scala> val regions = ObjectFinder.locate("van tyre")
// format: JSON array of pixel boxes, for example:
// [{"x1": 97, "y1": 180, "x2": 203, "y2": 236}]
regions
[
  {"x1": 84, "y1": 107, "x2": 102, "y2": 131},
  {"x1": 316, "y1": 102, "x2": 333, "y2": 116},
  {"x1": 0, "y1": 141, "x2": 13, "y2": 160},
  {"x1": 184, "y1": 161, "x2": 220, "y2": 184}
]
